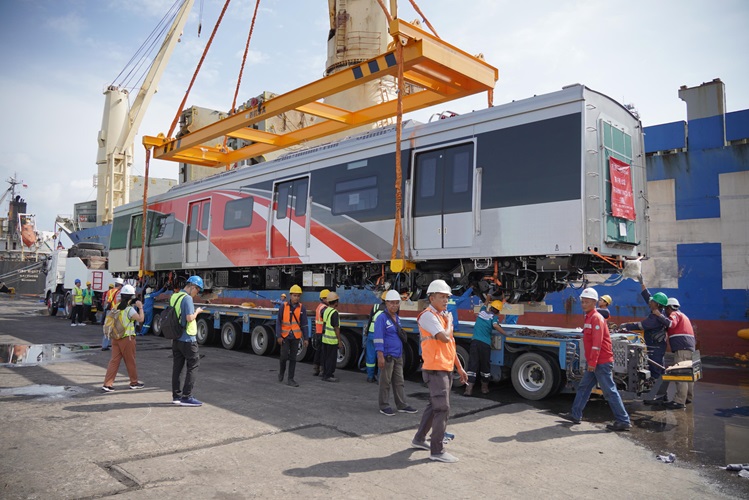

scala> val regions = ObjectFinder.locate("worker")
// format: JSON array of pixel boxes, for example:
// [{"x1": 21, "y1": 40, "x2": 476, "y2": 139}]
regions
[
  {"x1": 140, "y1": 284, "x2": 168, "y2": 335},
  {"x1": 411, "y1": 279, "x2": 468, "y2": 463},
  {"x1": 464, "y1": 298, "x2": 506, "y2": 397},
  {"x1": 275, "y1": 285, "x2": 308, "y2": 387},
  {"x1": 663, "y1": 297, "x2": 696, "y2": 409},
  {"x1": 312, "y1": 289, "x2": 330, "y2": 376},
  {"x1": 101, "y1": 284, "x2": 145, "y2": 392},
  {"x1": 82, "y1": 281, "x2": 95, "y2": 325},
  {"x1": 320, "y1": 292, "x2": 341, "y2": 382},
  {"x1": 101, "y1": 279, "x2": 124, "y2": 350},
  {"x1": 560, "y1": 288, "x2": 631, "y2": 431},
  {"x1": 100, "y1": 284, "x2": 115, "y2": 325},
  {"x1": 597, "y1": 294, "x2": 613, "y2": 319},
  {"x1": 272, "y1": 293, "x2": 287, "y2": 306},
  {"x1": 70, "y1": 279, "x2": 84, "y2": 326},
  {"x1": 620, "y1": 279, "x2": 671, "y2": 402},
  {"x1": 374, "y1": 290, "x2": 417, "y2": 416},
  {"x1": 364, "y1": 292, "x2": 388, "y2": 382},
  {"x1": 171, "y1": 276, "x2": 205, "y2": 406}
]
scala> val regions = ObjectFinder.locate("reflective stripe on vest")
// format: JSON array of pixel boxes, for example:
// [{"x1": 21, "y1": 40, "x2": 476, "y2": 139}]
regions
[
  {"x1": 72, "y1": 286, "x2": 83, "y2": 304},
  {"x1": 418, "y1": 307, "x2": 456, "y2": 371},
  {"x1": 281, "y1": 304, "x2": 303, "y2": 339},
  {"x1": 120, "y1": 307, "x2": 136, "y2": 337},
  {"x1": 315, "y1": 303, "x2": 326, "y2": 334},
  {"x1": 170, "y1": 292, "x2": 195, "y2": 336},
  {"x1": 322, "y1": 307, "x2": 338, "y2": 345},
  {"x1": 368, "y1": 308, "x2": 384, "y2": 333}
]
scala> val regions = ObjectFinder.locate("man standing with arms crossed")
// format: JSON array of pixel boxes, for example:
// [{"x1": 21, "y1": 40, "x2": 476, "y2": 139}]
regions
[{"x1": 411, "y1": 279, "x2": 468, "y2": 463}]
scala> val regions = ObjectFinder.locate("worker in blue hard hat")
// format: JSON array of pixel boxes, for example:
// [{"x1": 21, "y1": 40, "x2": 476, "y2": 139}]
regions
[{"x1": 171, "y1": 275, "x2": 206, "y2": 407}]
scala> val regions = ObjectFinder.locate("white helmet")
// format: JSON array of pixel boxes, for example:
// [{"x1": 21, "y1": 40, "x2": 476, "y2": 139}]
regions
[
  {"x1": 114, "y1": 277, "x2": 124, "y2": 285},
  {"x1": 121, "y1": 284, "x2": 136, "y2": 295},
  {"x1": 580, "y1": 288, "x2": 598, "y2": 301},
  {"x1": 384, "y1": 290, "x2": 401, "y2": 301},
  {"x1": 426, "y1": 279, "x2": 452, "y2": 295},
  {"x1": 667, "y1": 297, "x2": 680, "y2": 308}
]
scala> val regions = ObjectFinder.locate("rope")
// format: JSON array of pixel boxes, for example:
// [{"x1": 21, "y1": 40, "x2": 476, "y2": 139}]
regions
[
  {"x1": 375, "y1": 0, "x2": 394, "y2": 23},
  {"x1": 223, "y1": 0, "x2": 262, "y2": 156},
  {"x1": 167, "y1": 0, "x2": 232, "y2": 139},
  {"x1": 407, "y1": 0, "x2": 439, "y2": 38}
]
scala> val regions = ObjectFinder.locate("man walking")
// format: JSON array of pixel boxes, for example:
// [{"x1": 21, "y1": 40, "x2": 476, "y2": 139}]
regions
[
  {"x1": 276, "y1": 284, "x2": 308, "y2": 387},
  {"x1": 101, "y1": 279, "x2": 123, "y2": 350},
  {"x1": 171, "y1": 276, "x2": 205, "y2": 407},
  {"x1": 312, "y1": 289, "x2": 330, "y2": 376},
  {"x1": 320, "y1": 292, "x2": 341, "y2": 382},
  {"x1": 411, "y1": 279, "x2": 468, "y2": 463},
  {"x1": 70, "y1": 279, "x2": 84, "y2": 326},
  {"x1": 374, "y1": 290, "x2": 417, "y2": 416},
  {"x1": 561, "y1": 288, "x2": 631, "y2": 431},
  {"x1": 663, "y1": 297, "x2": 696, "y2": 409}
]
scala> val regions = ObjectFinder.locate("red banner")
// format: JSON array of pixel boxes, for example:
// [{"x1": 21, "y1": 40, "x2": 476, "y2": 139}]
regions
[{"x1": 609, "y1": 157, "x2": 635, "y2": 220}]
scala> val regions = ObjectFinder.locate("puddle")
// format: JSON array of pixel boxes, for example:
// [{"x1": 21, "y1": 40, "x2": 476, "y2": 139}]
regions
[
  {"x1": 0, "y1": 384, "x2": 88, "y2": 399},
  {"x1": 0, "y1": 343, "x2": 96, "y2": 367}
]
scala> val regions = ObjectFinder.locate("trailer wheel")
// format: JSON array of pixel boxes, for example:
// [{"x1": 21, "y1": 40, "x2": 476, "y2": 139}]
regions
[
  {"x1": 336, "y1": 331, "x2": 358, "y2": 369},
  {"x1": 250, "y1": 325, "x2": 275, "y2": 356},
  {"x1": 453, "y1": 345, "x2": 469, "y2": 388},
  {"x1": 511, "y1": 352, "x2": 559, "y2": 400},
  {"x1": 64, "y1": 292, "x2": 73, "y2": 319},
  {"x1": 295, "y1": 338, "x2": 310, "y2": 362},
  {"x1": 402, "y1": 340, "x2": 417, "y2": 375},
  {"x1": 152, "y1": 311, "x2": 163, "y2": 336},
  {"x1": 221, "y1": 322, "x2": 243, "y2": 350},
  {"x1": 46, "y1": 293, "x2": 58, "y2": 316},
  {"x1": 195, "y1": 318, "x2": 215, "y2": 345}
]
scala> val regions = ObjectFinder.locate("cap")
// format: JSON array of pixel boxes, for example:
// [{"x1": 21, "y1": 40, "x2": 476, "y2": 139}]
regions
[
  {"x1": 145, "y1": 287, "x2": 153, "y2": 295},
  {"x1": 600, "y1": 295, "x2": 612, "y2": 305},
  {"x1": 651, "y1": 292, "x2": 668, "y2": 307},
  {"x1": 580, "y1": 288, "x2": 599, "y2": 301},
  {"x1": 490, "y1": 300, "x2": 504, "y2": 312},
  {"x1": 327, "y1": 292, "x2": 340, "y2": 302},
  {"x1": 667, "y1": 297, "x2": 680, "y2": 308},
  {"x1": 384, "y1": 290, "x2": 401, "y2": 301}
]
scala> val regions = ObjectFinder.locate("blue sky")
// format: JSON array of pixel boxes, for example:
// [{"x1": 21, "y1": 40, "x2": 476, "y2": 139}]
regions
[{"x1": 1, "y1": 0, "x2": 748, "y2": 231}]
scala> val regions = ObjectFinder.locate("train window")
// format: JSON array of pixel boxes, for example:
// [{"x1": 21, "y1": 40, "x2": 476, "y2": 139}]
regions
[
  {"x1": 188, "y1": 204, "x2": 200, "y2": 239},
  {"x1": 201, "y1": 202, "x2": 211, "y2": 230},
  {"x1": 129, "y1": 215, "x2": 143, "y2": 246},
  {"x1": 276, "y1": 183, "x2": 291, "y2": 220},
  {"x1": 294, "y1": 178, "x2": 308, "y2": 216},
  {"x1": 419, "y1": 158, "x2": 437, "y2": 198},
  {"x1": 452, "y1": 151, "x2": 470, "y2": 194},
  {"x1": 154, "y1": 213, "x2": 176, "y2": 239},
  {"x1": 333, "y1": 176, "x2": 378, "y2": 214},
  {"x1": 224, "y1": 197, "x2": 254, "y2": 230}
]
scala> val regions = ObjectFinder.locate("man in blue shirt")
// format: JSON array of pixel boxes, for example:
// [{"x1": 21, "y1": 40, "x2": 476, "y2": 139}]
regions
[
  {"x1": 140, "y1": 284, "x2": 168, "y2": 335},
  {"x1": 171, "y1": 276, "x2": 205, "y2": 407},
  {"x1": 464, "y1": 299, "x2": 506, "y2": 396},
  {"x1": 374, "y1": 290, "x2": 417, "y2": 416}
]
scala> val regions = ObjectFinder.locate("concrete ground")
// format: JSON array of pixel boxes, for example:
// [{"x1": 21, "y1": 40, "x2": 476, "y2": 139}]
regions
[{"x1": 1, "y1": 296, "x2": 746, "y2": 499}]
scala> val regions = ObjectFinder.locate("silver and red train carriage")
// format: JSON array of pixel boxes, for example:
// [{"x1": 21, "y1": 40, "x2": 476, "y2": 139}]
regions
[{"x1": 109, "y1": 84, "x2": 648, "y2": 307}]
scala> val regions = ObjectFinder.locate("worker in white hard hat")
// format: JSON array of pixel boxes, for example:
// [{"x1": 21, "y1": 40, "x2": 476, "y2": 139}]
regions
[
  {"x1": 560, "y1": 288, "x2": 631, "y2": 431},
  {"x1": 663, "y1": 297, "x2": 696, "y2": 409},
  {"x1": 374, "y1": 290, "x2": 417, "y2": 416},
  {"x1": 140, "y1": 283, "x2": 169, "y2": 335},
  {"x1": 411, "y1": 279, "x2": 467, "y2": 463},
  {"x1": 101, "y1": 284, "x2": 145, "y2": 392}
]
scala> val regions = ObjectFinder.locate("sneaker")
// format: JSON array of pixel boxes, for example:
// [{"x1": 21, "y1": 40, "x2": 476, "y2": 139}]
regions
[
  {"x1": 179, "y1": 396, "x2": 203, "y2": 407},
  {"x1": 322, "y1": 376, "x2": 339, "y2": 383},
  {"x1": 287, "y1": 379, "x2": 299, "y2": 387},
  {"x1": 366, "y1": 377, "x2": 376, "y2": 383},
  {"x1": 663, "y1": 401, "x2": 686, "y2": 410},
  {"x1": 380, "y1": 407, "x2": 395, "y2": 416},
  {"x1": 606, "y1": 421, "x2": 632, "y2": 432},
  {"x1": 398, "y1": 406, "x2": 418, "y2": 414},
  {"x1": 559, "y1": 412, "x2": 581, "y2": 424},
  {"x1": 443, "y1": 432, "x2": 455, "y2": 441},
  {"x1": 172, "y1": 398, "x2": 181, "y2": 405},
  {"x1": 643, "y1": 395, "x2": 668, "y2": 406},
  {"x1": 71, "y1": 323, "x2": 77, "y2": 327},
  {"x1": 411, "y1": 439, "x2": 430, "y2": 451},
  {"x1": 129, "y1": 382, "x2": 145, "y2": 390},
  {"x1": 101, "y1": 386, "x2": 115, "y2": 393},
  {"x1": 101, "y1": 347, "x2": 110, "y2": 351},
  {"x1": 429, "y1": 452, "x2": 459, "y2": 463}
]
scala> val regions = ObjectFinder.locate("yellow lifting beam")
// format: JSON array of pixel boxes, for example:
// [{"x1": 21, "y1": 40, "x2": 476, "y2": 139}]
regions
[{"x1": 143, "y1": 19, "x2": 498, "y2": 167}]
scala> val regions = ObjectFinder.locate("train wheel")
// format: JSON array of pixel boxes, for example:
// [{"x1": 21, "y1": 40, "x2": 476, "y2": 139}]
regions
[
  {"x1": 195, "y1": 318, "x2": 215, "y2": 345},
  {"x1": 221, "y1": 322, "x2": 243, "y2": 350},
  {"x1": 250, "y1": 325, "x2": 274, "y2": 356},
  {"x1": 511, "y1": 352, "x2": 559, "y2": 400},
  {"x1": 453, "y1": 345, "x2": 469, "y2": 388}
]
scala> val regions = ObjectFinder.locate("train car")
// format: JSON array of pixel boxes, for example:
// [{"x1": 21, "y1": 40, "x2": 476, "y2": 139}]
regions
[{"x1": 109, "y1": 84, "x2": 648, "y2": 303}]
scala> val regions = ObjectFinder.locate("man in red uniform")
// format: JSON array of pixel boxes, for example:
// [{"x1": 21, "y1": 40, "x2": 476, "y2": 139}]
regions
[
  {"x1": 561, "y1": 288, "x2": 631, "y2": 431},
  {"x1": 663, "y1": 297, "x2": 696, "y2": 409}
]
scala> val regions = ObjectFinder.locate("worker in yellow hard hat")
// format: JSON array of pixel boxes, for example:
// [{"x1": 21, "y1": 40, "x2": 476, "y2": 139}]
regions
[
  {"x1": 597, "y1": 295, "x2": 612, "y2": 320},
  {"x1": 82, "y1": 281, "x2": 95, "y2": 325},
  {"x1": 275, "y1": 285, "x2": 308, "y2": 387},
  {"x1": 312, "y1": 289, "x2": 331, "y2": 376},
  {"x1": 464, "y1": 297, "x2": 506, "y2": 396}
]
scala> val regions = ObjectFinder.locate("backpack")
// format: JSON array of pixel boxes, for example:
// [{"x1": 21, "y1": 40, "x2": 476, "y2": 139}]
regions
[
  {"x1": 103, "y1": 308, "x2": 128, "y2": 340},
  {"x1": 160, "y1": 293, "x2": 187, "y2": 340}
]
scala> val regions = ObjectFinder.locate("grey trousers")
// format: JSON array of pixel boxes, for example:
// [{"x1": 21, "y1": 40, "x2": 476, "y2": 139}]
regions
[
  {"x1": 379, "y1": 355, "x2": 406, "y2": 410},
  {"x1": 414, "y1": 370, "x2": 452, "y2": 455},
  {"x1": 672, "y1": 349, "x2": 695, "y2": 404}
]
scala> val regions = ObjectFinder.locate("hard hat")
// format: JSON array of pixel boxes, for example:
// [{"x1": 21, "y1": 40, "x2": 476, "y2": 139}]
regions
[
  {"x1": 580, "y1": 288, "x2": 599, "y2": 301},
  {"x1": 108, "y1": 284, "x2": 114, "y2": 289},
  {"x1": 74, "y1": 279, "x2": 81, "y2": 284},
  {"x1": 289, "y1": 284, "x2": 303, "y2": 294},
  {"x1": 426, "y1": 279, "x2": 452, "y2": 295},
  {"x1": 490, "y1": 300, "x2": 504, "y2": 312},
  {"x1": 327, "y1": 292, "x2": 340, "y2": 302},
  {"x1": 651, "y1": 292, "x2": 668, "y2": 307},
  {"x1": 121, "y1": 284, "x2": 136, "y2": 295},
  {"x1": 667, "y1": 297, "x2": 680, "y2": 308},
  {"x1": 600, "y1": 295, "x2": 612, "y2": 305},
  {"x1": 319, "y1": 289, "x2": 330, "y2": 299},
  {"x1": 145, "y1": 287, "x2": 153, "y2": 295},
  {"x1": 186, "y1": 275, "x2": 204, "y2": 291},
  {"x1": 381, "y1": 291, "x2": 389, "y2": 300},
  {"x1": 114, "y1": 278, "x2": 124, "y2": 285},
  {"x1": 86, "y1": 281, "x2": 91, "y2": 285},
  {"x1": 385, "y1": 290, "x2": 401, "y2": 301},
  {"x1": 280, "y1": 293, "x2": 287, "y2": 298}
]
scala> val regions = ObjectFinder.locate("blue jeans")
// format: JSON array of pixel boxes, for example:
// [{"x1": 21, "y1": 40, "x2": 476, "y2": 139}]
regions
[
  {"x1": 365, "y1": 336, "x2": 377, "y2": 378},
  {"x1": 571, "y1": 362, "x2": 630, "y2": 424},
  {"x1": 101, "y1": 334, "x2": 111, "y2": 349}
]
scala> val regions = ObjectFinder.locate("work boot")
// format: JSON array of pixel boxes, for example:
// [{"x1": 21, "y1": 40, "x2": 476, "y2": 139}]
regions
[
  {"x1": 480, "y1": 381, "x2": 490, "y2": 394},
  {"x1": 463, "y1": 383, "x2": 474, "y2": 397},
  {"x1": 312, "y1": 364, "x2": 320, "y2": 376}
]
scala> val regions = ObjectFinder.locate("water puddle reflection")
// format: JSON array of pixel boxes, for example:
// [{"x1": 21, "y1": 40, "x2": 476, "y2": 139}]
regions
[{"x1": 0, "y1": 343, "x2": 95, "y2": 366}]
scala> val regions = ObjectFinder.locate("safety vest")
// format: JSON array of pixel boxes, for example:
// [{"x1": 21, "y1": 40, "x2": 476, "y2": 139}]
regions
[
  {"x1": 105, "y1": 288, "x2": 117, "y2": 307},
  {"x1": 367, "y1": 303, "x2": 385, "y2": 333},
  {"x1": 82, "y1": 288, "x2": 94, "y2": 306},
  {"x1": 315, "y1": 302, "x2": 327, "y2": 334},
  {"x1": 322, "y1": 307, "x2": 338, "y2": 345},
  {"x1": 111, "y1": 288, "x2": 122, "y2": 308},
  {"x1": 280, "y1": 303, "x2": 303, "y2": 339},
  {"x1": 120, "y1": 307, "x2": 136, "y2": 337},
  {"x1": 418, "y1": 306, "x2": 456, "y2": 371},
  {"x1": 72, "y1": 286, "x2": 83, "y2": 304},
  {"x1": 171, "y1": 291, "x2": 196, "y2": 336}
]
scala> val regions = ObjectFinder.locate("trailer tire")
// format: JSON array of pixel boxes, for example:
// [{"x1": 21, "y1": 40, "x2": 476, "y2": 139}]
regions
[
  {"x1": 64, "y1": 292, "x2": 73, "y2": 319},
  {"x1": 195, "y1": 318, "x2": 215, "y2": 345},
  {"x1": 250, "y1": 325, "x2": 275, "y2": 356},
  {"x1": 540, "y1": 352, "x2": 565, "y2": 395},
  {"x1": 152, "y1": 311, "x2": 163, "y2": 336},
  {"x1": 295, "y1": 338, "x2": 310, "y2": 362},
  {"x1": 453, "y1": 345, "x2": 469, "y2": 388},
  {"x1": 511, "y1": 352, "x2": 558, "y2": 400},
  {"x1": 336, "y1": 330, "x2": 358, "y2": 369},
  {"x1": 47, "y1": 293, "x2": 58, "y2": 316},
  {"x1": 221, "y1": 322, "x2": 243, "y2": 350},
  {"x1": 402, "y1": 340, "x2": 417, "y2": 375}
]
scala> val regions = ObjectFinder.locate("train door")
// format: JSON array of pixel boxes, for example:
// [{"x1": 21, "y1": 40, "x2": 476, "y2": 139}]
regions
[
  {"x1": 270, "y1": 177, "x2": 309, "y2": 258},
  {"x1": 185, "y1": 199, "x2": 211, "y2": 264},
  {"x1": 127, "y1": 214, "x2": 142, "y2": 267},
  {"x1": 412, "y1": 142, "x2": 474, "y2": 250}
]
